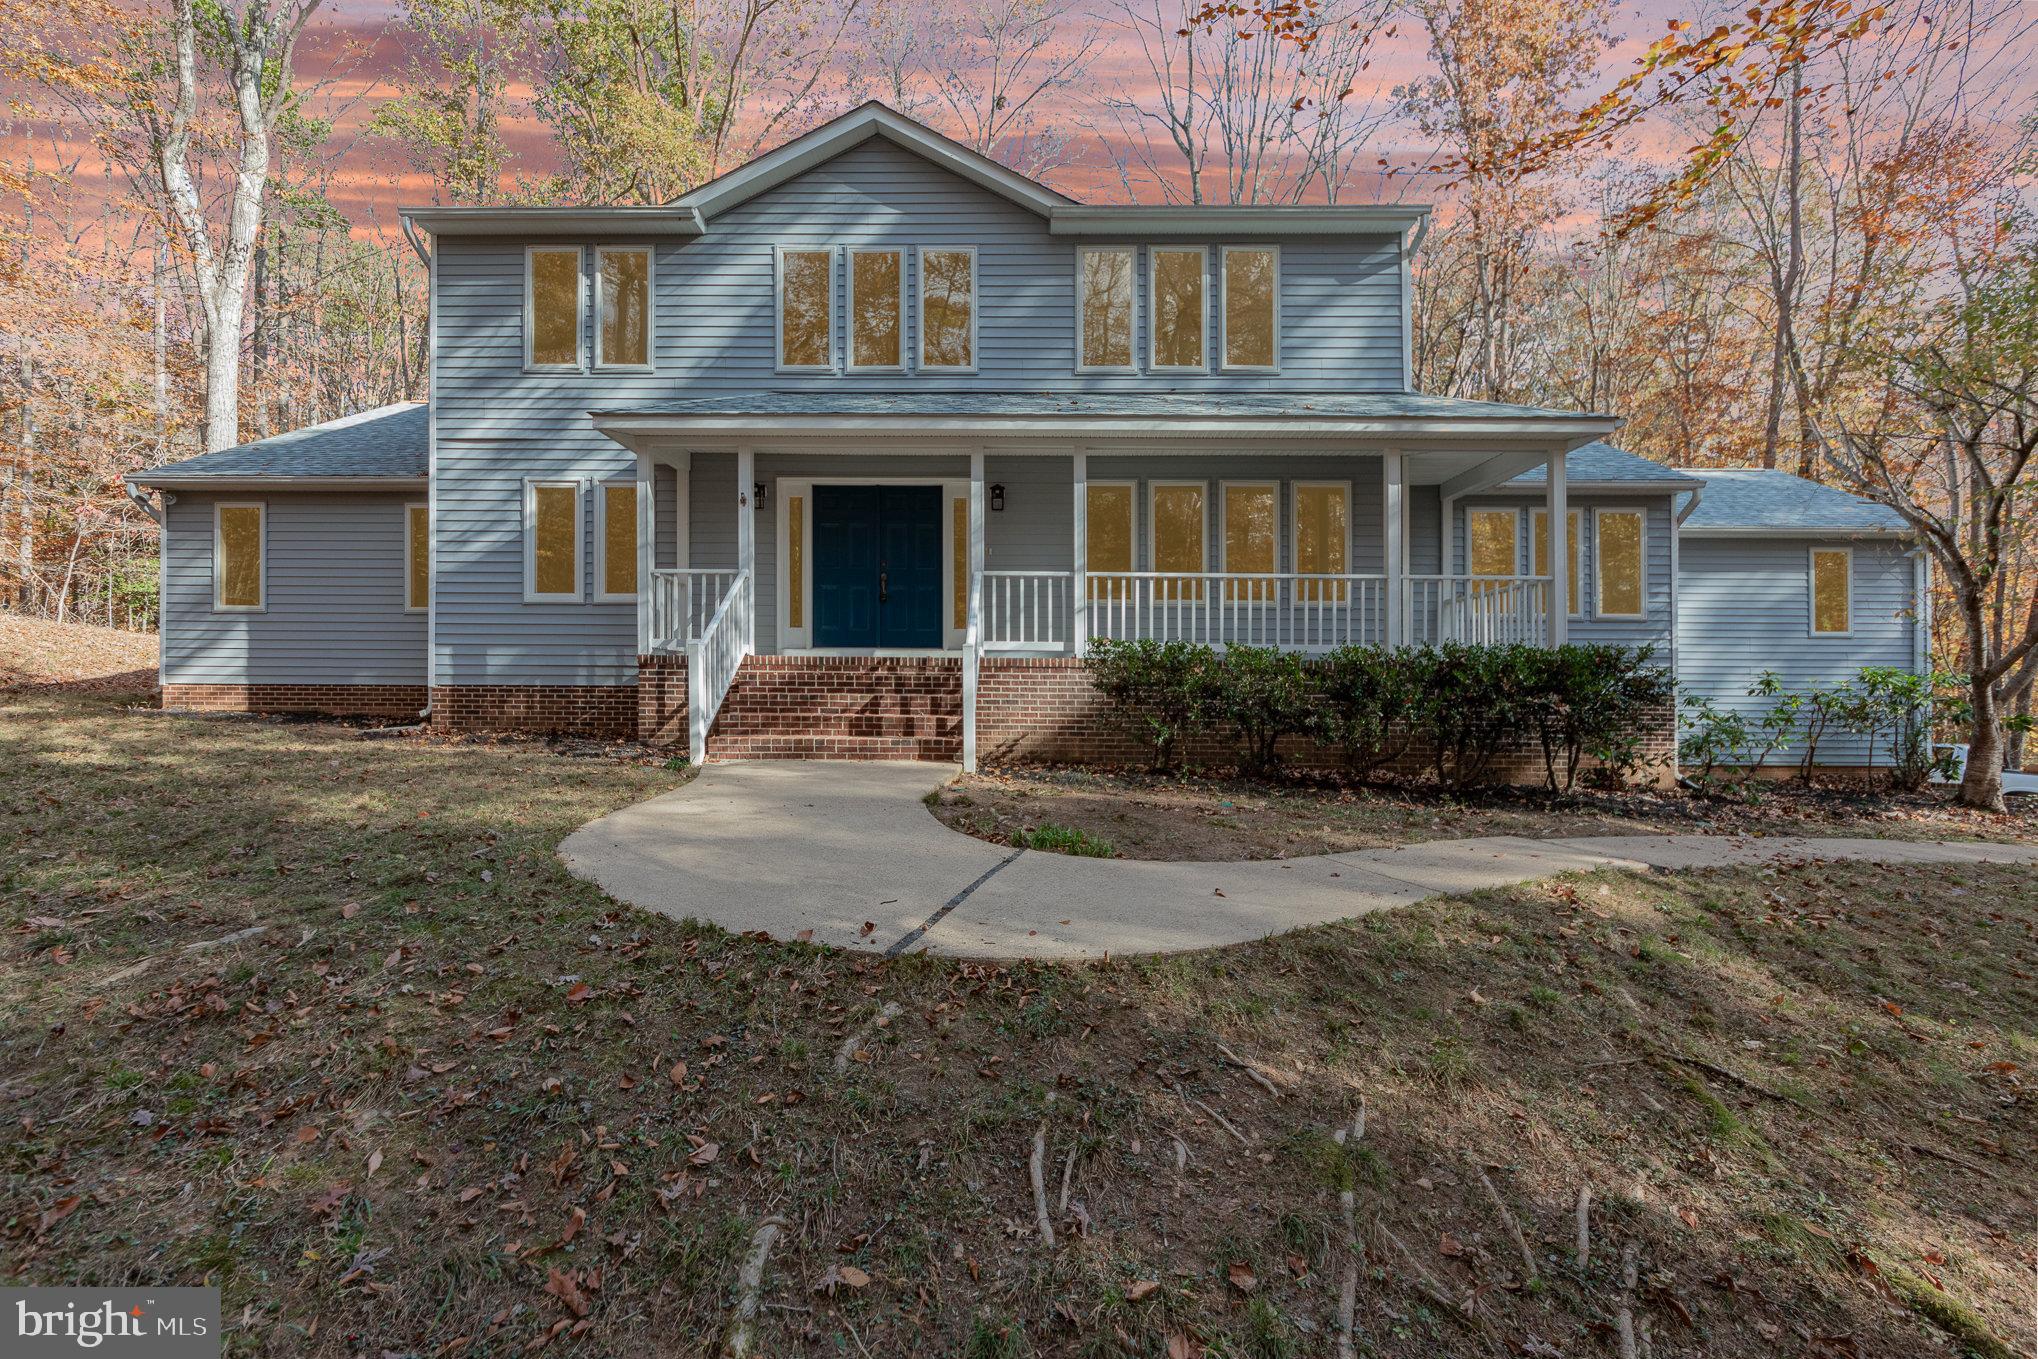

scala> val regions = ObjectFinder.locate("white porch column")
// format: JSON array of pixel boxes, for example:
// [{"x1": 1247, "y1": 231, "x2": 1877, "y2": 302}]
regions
[
  {"x1": 964, "y1": 450, "x2": 986, "y2": 772},
  {"x1": 1382, "y1": 450, "x2": 1405, "y2": 646},
  {"x1": 635, "y1": 449, "x2": 652, "y2": 657},
  {"x1": 1071, "y1": 450, "x2": 1088, "y2": 656},
  {"x1": 1546, "y1": 446, "x2": 1568, "y2": 647},
  {"x1": 736, "y1": 445, "x2": 756, "y2": 653}
]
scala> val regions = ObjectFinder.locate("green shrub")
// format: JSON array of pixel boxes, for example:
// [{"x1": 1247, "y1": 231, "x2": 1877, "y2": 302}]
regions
[
  {"x1": 1081, "y1": 638, "x2": 1215, "y2": 769},
  {"x1": 1405, "y1": 643, "x2": 1543, "y2": 790},
  {"x1": 1524, "y1": 643, "x2": 1674, "y2": 791},
  {"x1": 1836, "y1": 666, "x2": 1964, "y2": 792},
  {"x1": 1208, "y1": 645, "x2": 1316, "y2": 776},
  {"x1": 1312, "y1": 644, "x2": 1418, "y2": 778}
]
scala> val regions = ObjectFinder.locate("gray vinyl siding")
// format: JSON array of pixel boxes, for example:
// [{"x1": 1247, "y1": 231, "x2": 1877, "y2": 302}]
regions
[
  {"x1": 1444, "y1": 494, "x2": 1676, "y2": 653},
  {"x1": 430, "y1": 138, "x2": 1405, "y2": 686},
  {"x1": 161, "y1": 491, "x2": 426, "y2": 686},
  {"x1": 1676, "y1": 536, "x2": 1921, "y2": 765}
]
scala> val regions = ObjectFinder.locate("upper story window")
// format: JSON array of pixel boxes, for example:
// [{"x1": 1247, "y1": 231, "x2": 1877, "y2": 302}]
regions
[
  {"x1": 1811, "y1": 547, "x2": 1852, "y2": 634},
  {"x1": 1221, "y1": 246, "x2": 1277, "y2": 370},
  {"x1": 777, "y1": 247, "x2": 834, "y2": 370},
  {"x1": 596, "y1": 247, "x2": 651, "y2": 368},
  {"x1": 526, "y1": 246, "x2": 583, "y2": 370},
  {"x1": 920, "y1": 247, "x2": 976, "y2": 370},
  {"x1": 1149, "y1": 246, "x2": 1207, "y2": 371},
  {"x1": 1078, "y1": 247, "x2": 1135, "y2": 371},
  {"x1": 849, "y1": 248, "x2": 904, "y2": 370}
]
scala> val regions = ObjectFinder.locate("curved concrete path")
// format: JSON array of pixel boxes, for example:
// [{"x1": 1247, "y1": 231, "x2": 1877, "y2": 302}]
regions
[{"x1": 559, "y1": 761, "x2": 2038, "y2": 961}]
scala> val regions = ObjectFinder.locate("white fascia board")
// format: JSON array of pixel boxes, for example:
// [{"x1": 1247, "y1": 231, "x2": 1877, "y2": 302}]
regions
[
  {"x1": 1049, "y1": 204, "x2": 1432, "y2": 237},
  {"x1": 591, "y1": 413, "x2": 1620, "y2": 444},
  {"x1": 1494, "y1": 479, "x2": 1708, "y2": 495},
  {"x1": 123, "y1": 474, "x2": 426, "y2": 490},
  {"x1": 1678, "y1": 524, "x2": 1911, "y2": 539},
  {"x1": 400, "y1": 206, "x2": 705, "y2": 237}
]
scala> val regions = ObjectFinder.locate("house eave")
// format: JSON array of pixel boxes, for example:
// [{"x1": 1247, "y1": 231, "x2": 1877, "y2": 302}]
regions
[
  {"x1": 1047, "y1": 204, "x2": 1432, "y2": 238},
  {"x1": 591, "y1": 411, "x2": 1619, "y2": 447},
  {"x1": 398, "y1": 206, "x2": 705, "y2": 237},
  {"x1": 123, "y1": 473, "x2": 427, "y2": 491},
  {"x1": 1492, "y1": 479, "x2": 1707, "y2": 495},
  {"x1": 1678, "y1": 524, "x2": 1911, "y2": 539}
]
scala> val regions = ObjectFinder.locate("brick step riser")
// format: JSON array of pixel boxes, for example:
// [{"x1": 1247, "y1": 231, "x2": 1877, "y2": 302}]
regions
[{"x1": 704, "y1": 656, "x2": 965, "y2": 762}]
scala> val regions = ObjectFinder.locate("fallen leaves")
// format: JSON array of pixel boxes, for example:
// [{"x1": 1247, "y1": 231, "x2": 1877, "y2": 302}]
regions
[{"x1": 812, "y1": 1263, "x2": 871, "y2": 1295}]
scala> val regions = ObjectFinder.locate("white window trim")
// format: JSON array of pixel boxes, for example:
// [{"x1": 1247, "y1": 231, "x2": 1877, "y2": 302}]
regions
[
  {"x1": 212, "y1": 500, "x2": 266, "y2": 613},
  {"x1": 1146, "y1": 479, "x2": 1210, "y2": 576},
  {"x1": 404, "y1": 501, "x2": 428, "y2": 614},
  {"x1": 1464, "y1": 506, "x2": 1522, "y2": 578},
  {"x1": 523, "y1": 477, "x2": 585, "y2": 604},
  {"x1": 1218, "y1": 479, "x2": 1279, "y2": 604},
  {"x1": 1075, "y1": 245, "x2": 1139, "y2": 375},
  {"x1": 1593, "y1": 506, "x2": 1648, "y2": 620},
  {"x1": 1219, "y1": 244, "x2": 1281, "y2": 373},
  {"x1": 523, "y1": 245, "x2": 585, "y2": 372},
  {"x1": 774, "y1": 245, "x2": 836, "y2": 373},
  {"x1": 594, "y1": 480, "x2": 639, "y2": 604},
  {"x1": 1810, "y1": 545, "x2": 1855, "y2": 637},
  {"x1": 916, "y1": 245, "x2": 979, "y2": 373},
  {"x1": 1530, "y1": 507, "x2": 1584, "y2": 618},
  {"x1": 593, "y1": 244, "x2": 654, "y2": 371},
  {"x1": 846, "y1": 246, "x2": 908, "y2": 373},
  {"x1": 1289, "y1": 479, "x2": 1352, "y2": 577},
  {"x1": 1148, "y1": 244, "x2": 1210, "y2": 374}
]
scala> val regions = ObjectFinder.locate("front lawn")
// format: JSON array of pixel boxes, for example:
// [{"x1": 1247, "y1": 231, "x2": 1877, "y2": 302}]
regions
[
  {"x1": 932, "y1": 765, "x2": 2036, "y2": 860},
  {"x1": 3, "y1": 691, "x2": 2033, "y2": 1359}
]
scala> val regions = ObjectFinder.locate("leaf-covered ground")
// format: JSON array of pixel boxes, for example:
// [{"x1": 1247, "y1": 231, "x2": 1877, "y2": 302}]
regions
[
  {"x1": 3, "y1": 691, "x2": 2033, "y2": 1359},
  {"x1": 0, "y1": 613, "x2": 158, "y2": 696},
  {"x1": 932, "y1": 766, "x2": 2036, "y2": 860}
]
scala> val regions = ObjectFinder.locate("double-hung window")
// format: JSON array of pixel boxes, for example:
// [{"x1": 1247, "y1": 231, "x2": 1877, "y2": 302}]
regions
[
  {"x1": 595, "y1": 246, "x2": 651, "y2": 368},
  {"x1": 214, "y1": 502, "x2": 265, "y2": 612},
  {"x1": 1086, "y1": 482, "x2": 1135, "y2": 600},
  {"x1": 525, "y1": 479, "x2": 582, "y2": 602},
  {"x1": 1810, "y1": 547, "x2": 1852, "y2": 635},
  {"x1": 1531, "y1": 508, "x2": 1582, "y2": 616},
  {"x1": 596, "y1": 481, "x2": 638, "y2": 602},
  {"x1": 920, "y1": 247, "x2": 976, "y2": 370},
  {"x1": 405, "y1": 503, "x2": 429, "y2": 612},
  {"x1": 777, "y1": 247, "x2": 834, "y2": 370},
  {"x1": 1221, "y1": 482, "x2": 1277, "y2": 601},
  {"x1": 1149, "y1": 247, "x2": 1208, "y2": 371},
  {"x1": 1594, "y1": 508, "x2": 1646, "y2": 619},
  {"x1": 849, "y1": 247, "x2": 904, "y2": 370},
  {"x1": 1078, "y1": 247, "x2": 1136, "y2": 371},
  {"x1": 526, "y1": 246, "x2": 583, "y2": 370},
  {"x1": 1150, "y1": 480, "x2": 1207, "y2": 599},
  {"x1": 1293, "y1": 481, "x2": 1350, "y2": 603},
  {"x1": 1221, "y1": 246, "x2": 1278, "y2": 371}
]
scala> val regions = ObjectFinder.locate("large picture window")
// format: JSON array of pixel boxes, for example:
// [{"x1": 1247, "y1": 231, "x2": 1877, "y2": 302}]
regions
[
  {"x1": 525, "y1": 479, "x2": 582, "y2": 602},
  {"x1": 849, "y1": 248, "x2": 904, "y2": 370},
  {"x1": 213, "y1": 502, "x2": 265, "y2": 612},
  {"x1": 1221, "y1": 246, "x2": 1277, "y2": 370},
  {"x1": 1811, "y1": 547, "x2": 1852, "y2": 635},
  {"x1": 406, "y1": 503, "x2": 429, "y2": 612},
  {"x1": 1086, "y1": 482, "x2": 1135, "y2": 599},
  {"x1": 920, "y1": 248, "x2": 975, "y2": 370},
  {"x1": 1293, "y1": 481, "x2": 1349, "y2": 603},
  {"x1": 526, "y1": 246, "x2": 583, "y2": 369},
  {"x1": 1149, "y1": 247, "x2": 1207, "y2": 371},
  {"x1": 1221, "y1": 482, "x2": 1276, "y2": 601},
  {"x1": 1595, "y1": 508, "x2": 1646, "y2": 618},
  {"x1": 1078, "y1": 247, "x2": 1135, "y2": 371},
  {"x1": 595, "y1": 247, "x2": 651, "y2": 368},
  {"x1": 1150, "y1": 481, "x2": 1207, "y2": 598},
  {"x1": 1531, "y1": 508, "x2": 1582, "y2": 616},
  {"x1": 777, "y1": 247, "x2": 833, "y2": 370}
]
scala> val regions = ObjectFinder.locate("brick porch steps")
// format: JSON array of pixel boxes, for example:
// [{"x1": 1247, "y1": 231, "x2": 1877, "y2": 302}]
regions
[{"x1": 705, "y1": 655, "x2": 963, "y2": 762}]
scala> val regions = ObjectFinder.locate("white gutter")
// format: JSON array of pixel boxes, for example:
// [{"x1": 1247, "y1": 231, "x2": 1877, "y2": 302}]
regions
[
  {"x1": 1678, "y1": 524, "x2": 1909, "y2": 539},
  {"x1": 591, "y1": 414, "x2": 1620, "y2": 444}
]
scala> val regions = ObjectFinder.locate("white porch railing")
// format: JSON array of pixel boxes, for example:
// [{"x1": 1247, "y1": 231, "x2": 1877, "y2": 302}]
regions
[
  {"x1": 1404, "y1": 575, "x2": 1552, "y2": 646},
  {"x1": 1084, "y1": 572, "x2": 1390, "y2": 651},
  {"x1": 983, "y1": 571, "x2": 1074, "y2": 651},
  {"x1": 650, "y1": 568, "x2": 740, "y2": 652},
  {"x1": 686, "y1": 569, "x2": 751, "y2": 765}
]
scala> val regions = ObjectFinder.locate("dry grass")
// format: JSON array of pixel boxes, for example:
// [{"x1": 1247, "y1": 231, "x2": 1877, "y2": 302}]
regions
[
  {"x1": 3, "y1": 692, "x2": 2034, "y2": 1358},
  {"x1": 0, "y1": 611, "x2": 158, "y2": 696},
  {"x1": 932, "y1": 765, "x2": 2037, "y2": 859}
]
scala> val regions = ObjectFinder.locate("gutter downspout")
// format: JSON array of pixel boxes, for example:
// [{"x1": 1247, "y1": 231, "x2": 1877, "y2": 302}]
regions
[
  {"x1": 124, "y1": 483, "x2": 168, "y2": 691},
  {"x1": 402, "y1": 214, "x2": 436, "y2": 731},
  {"x1": 1669, "y1": 488, "x2": 1702, "y2": 785}
]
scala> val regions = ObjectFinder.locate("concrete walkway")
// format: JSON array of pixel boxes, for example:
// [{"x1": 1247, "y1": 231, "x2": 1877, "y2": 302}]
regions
[{"x1": 559, "y1": 761, "x2": 2038, "y2": 961}]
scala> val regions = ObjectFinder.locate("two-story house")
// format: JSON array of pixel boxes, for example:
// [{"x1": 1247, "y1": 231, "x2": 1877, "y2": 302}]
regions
[{"x1": 125, "y1": 103, "x2": 1929, "y2": 774}]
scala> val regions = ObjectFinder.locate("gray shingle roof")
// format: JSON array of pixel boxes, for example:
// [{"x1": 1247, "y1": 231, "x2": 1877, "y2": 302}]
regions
[
  {"x1": 1682, "y1": 468, "x2": 1909, "y2": 533},
  {"x1": 1503, "y1": 440, "x2": 1703, "y2": 488},
  {"x1": 594, "y1": 391, "x2": 1613, "y2": 422},
  {"x1": 128, "y1": 403, "x2": 426, "y2": 485}
]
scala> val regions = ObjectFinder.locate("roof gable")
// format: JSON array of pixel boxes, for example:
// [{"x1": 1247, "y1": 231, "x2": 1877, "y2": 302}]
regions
[{"x1": 674, "y1": 102, "x2": 1074, "y2": 222}]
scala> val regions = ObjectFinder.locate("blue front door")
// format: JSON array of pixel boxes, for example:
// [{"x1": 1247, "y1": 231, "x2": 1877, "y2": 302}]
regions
[{"x1": 812, "y1": 485, "x2": 944, "y2": 648}]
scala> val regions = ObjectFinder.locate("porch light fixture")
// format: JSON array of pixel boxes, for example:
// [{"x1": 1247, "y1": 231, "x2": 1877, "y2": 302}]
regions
[
  {"x1": 989, "y1": 483, "x2": 1005, "y2": 512},
  {"x1": 755, "y1": 481, "x2": 768, "y2": 506}
]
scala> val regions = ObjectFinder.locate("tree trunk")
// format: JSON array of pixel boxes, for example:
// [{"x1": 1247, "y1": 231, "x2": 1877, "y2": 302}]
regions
[{"x1": 1960, "y1": 675, "x2": 2006, "y2": 813}]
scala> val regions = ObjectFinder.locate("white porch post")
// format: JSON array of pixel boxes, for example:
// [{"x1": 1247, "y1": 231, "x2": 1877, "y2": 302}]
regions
[
  {"x1": 964, "y1": 450, "x2": 986, "y2": 772},
  {"x1": 1546, "y1": 446, "x2": 1568, "y2": 647},
  {"x1": 1071, "y1": 450, "x2": 1088, "y2": 656},
  {"x1": 736, "y1": 445, "x2": 756, "y2": 653},
  {"x1": 635, "y1": 450, "x2": 652, "y2": 657},
  {"x1": 1383, "y1": 450, "x2": 1405, "y2": 646}
]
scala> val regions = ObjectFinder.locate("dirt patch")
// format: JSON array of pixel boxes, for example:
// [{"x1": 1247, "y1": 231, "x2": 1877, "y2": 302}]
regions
[
  {"x1": 931, "y1": 765, "x2": 2036, "y2": 858},
  {"x1": 0, "y1": 612, "x2": 158, "y2": 698},
  {"x1": 3, "y1": 695, "x2": 2033, "y2": 1358}
]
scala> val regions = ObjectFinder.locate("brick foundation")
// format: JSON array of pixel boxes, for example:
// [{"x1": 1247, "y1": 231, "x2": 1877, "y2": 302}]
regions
[
  {"x1": 161, "y1": 682, "x2": 427, "y2": 719},
  {"x1": 429, "y1": 684, "x2": 637, "y2": 739},
  {"x1": 976, "y1": 657, "x2": 1679, "y2": 788},
  {"x1": 636, "y1": 654, "x2": 689, "y2": 747},
  {"x1": 705, "y1": 655, "x2": 962, "y2": 760}
]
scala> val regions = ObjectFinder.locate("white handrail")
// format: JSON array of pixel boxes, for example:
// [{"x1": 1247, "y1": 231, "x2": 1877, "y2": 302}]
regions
[
  {"x1": 1404, "y1": 574, "x2": 1552, "y2": 646},
  {"x1": 982, "y1": 570, "x2": 1074, "y2": 652},
  {"x1": 686, "y1": 569, "x2": 751, "y2": 764},
  {"x1": 649, "y1": 568, "x2": 739, "y2": 652},
  {"x1": 1083, "y1": 572, "x2": 1388, "y2": 651}
]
